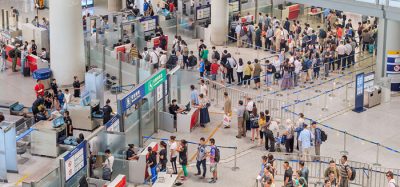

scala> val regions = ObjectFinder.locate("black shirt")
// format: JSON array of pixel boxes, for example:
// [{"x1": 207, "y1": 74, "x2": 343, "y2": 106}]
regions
[
  {"x1": 147, "y1": 152, "x2": 157, "y2": 168},
  {"x1": 103, "y1": 105, "x2": 113, "y2": 124},
  {"x1": 64, "y1": 116, "x2": 73, "y2": 136},
  {"x1": 73, "y1": 81, "x2": 81, "y2": 98},
  {"x1": 179, "y1": 145, "x2": 188, "y2": 165},
  {"x1": 50, "y1": 82, "x2": 58, "y2": 94},
  {"x1": 169, "y1": 104, "x2": 179, "y2": 120},
  {"x1": 159, "y1": 148, "x2": 167, "y2": 164},
  {"x1": 126, "y1": 149, "x2": 135, "y2": 160},
  {"x1": 284, "y1": 167, "x2": 293, "y2": 185},
  {"x1": 44, "y1": 99, "x2": 52, "y2": 109}
]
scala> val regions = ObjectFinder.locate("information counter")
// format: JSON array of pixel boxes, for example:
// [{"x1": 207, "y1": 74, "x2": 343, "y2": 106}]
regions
[{"x1": 176, "y1": 108, "x2": 199, "y2": 133}]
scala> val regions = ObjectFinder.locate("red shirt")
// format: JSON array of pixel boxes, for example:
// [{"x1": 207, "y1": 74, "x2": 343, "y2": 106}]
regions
[
  {"x1": 34, "y1": 83, "x2": 45, "y2": 97},
  {"x1": 169, "y1": 3, "x2": 175, "y2": 12},
  {"x1": 210, "y1": 63, "x2": 220, "y2": 74},
  {"x1": 337, "y1": 27, "x2": 343, "y2": 39}
]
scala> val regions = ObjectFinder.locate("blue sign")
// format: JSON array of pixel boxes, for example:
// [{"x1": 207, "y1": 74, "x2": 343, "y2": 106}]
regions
[
  {"x1": 64, "y1": 140, "x2": 87, "y2": 182},
  {"x1": 120, "y1": 85, "x2": 145, "y2": 113},
  {"x1": 105, "y1": 114, "x2": 120, "y2": 132},
  {"x1": 353, "y1": 73, "x2": 365, "y2": 113}
]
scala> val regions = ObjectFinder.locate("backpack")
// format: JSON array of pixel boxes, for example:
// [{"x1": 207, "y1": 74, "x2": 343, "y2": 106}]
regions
[
  {"x1": 390, "y1": 182, "x2": 399, "y2": 187},
  {"x1": 212, "y1": 147, "x2": 220, "y2": 163},
  {"x1": 346, "y1": 166, "x2": 356, "y2": 181},
  {"x1": 214, "y1": 51, "x2": 220, "y2": 61},
  {"x1": 319, "y1": 29, "x2": 327, "y2": 38},
  {"x1": 144, "y1": 52, "x2": 150, "y2": 61},
  {"x1": 296, "y1": 26, "x2": 302, "y2": 34},
  {"x1": 320, "y1": 128, "x2": 327, "y2": 142},
  {"x1": 8, "y1": 49, "x2": 15, "y2": 58}
]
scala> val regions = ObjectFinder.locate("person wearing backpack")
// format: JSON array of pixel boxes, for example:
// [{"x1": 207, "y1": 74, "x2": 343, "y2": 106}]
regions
[
  {"x1": 208, "y1": 138, "x2": 219, "y2": 183},
  {"x1": 339, "y1": 155, "x2": 352, "y2": 187},
  {"x1": 311, "y1": 122, "x2": 323, "y2": 160},
  {"x1": 387, "y1": 171, "x2": 399, "y2": 187}
]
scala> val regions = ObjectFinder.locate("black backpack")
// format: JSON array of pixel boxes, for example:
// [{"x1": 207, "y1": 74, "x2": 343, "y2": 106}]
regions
[
  {"x1": 8, "y1": 49, "x2": 15, "y2": 58},
  {"x1": 319, "y1": 128, "x2": 327, "y2": 142},
  {"x1": 213, "y1": 147, "x2": 220, "y2": 163},
  {"x1": 214, "y1": 51, "x2": 220, "y2": 60},
  {"x1": 347, "y1": 166, "x2": 356, "y2": 181},
  {"x1": 320, "y1": 29, "x2": 327, "y2": 38}
]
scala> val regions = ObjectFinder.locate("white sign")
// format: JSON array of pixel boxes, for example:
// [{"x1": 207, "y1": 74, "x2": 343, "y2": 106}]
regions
[{"x1": 64, "y1": 145, "x2": 85, "y2": 181}]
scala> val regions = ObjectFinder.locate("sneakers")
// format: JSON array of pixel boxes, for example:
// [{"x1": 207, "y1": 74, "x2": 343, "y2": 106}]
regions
[
  {"x1": 208, "y1": 179, "x2": 216, "y2": 183},
  {"x1": 223, "y1": 126, "x2": 230, "y2": 129}
]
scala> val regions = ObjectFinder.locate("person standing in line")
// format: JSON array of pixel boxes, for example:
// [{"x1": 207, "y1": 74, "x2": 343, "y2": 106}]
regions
[
  {"x1": 198, "y1": 94, "x2": 210, "y2": 128},
  {"x1": 223, "y1": 92, "x2": 232, "y2": 129},
  {"x1": 159, "y1": 141, "x2": 168, "y2": 172},
  {"x1": 50, "y1": 79, "x2": 58, "y2": 96},
  {"x1": 255, "y1": 26, "x2": 262, "y2": 50},
  {"x1": 252, "y1": 59, "x2": 262, "y2": 89},
  {"x1": 198, "y1": 58, "x2": 205, "y2": 78},
  {"x1": 190, "y1": 85, "x2": 199, "y2": 106},
  {"x1": 226, "y1": 53, "x2": 236, "y2": 84},
  {"x1": 103, "y1": 99, "x2": 113, "y2": 125},
  {"x1": 236, "y1": 100, "x2": 246, "y2": 138},
  {"x1": 245, "y1": 97, "x2": 254, "y2": 131},
  {"x1": 64, "y1": 111, "x2": 73, "y2": 137},
  {"x1": 169, "y1": 136, "x2": 178, "y2": 174},
  {"x1": 284, "y1": 119, "x2": 295, "y2": 153},
  {"x1": 208, "y1": 138, "x2": 218, "y2": 183},
  {"x1": 249, "y1": 106, "x2": 259, "y2": 142},
  {"x1": 336, "y1": 41, "x2": 346, "y2": 73},
  {"x1": 311, "y1": 121, "x2": 323, "y2": 160},
  {"x1": 235, "y1": 23, "x2": 242, "y2": 48},
  {"x1": 130, "y1": 43, "x2": 139, "y2": 65},
  {"x1": 265, "y1": 60, "x2": 275, "y2": 89},
  {"x1": 387, "y1": 171, "x2": 398, "y2": 187},
  {"x1": 11, "y1": 44, "x2": 20, "y2": 72},
  {"x1": 73, "y1": 76, "x2": 81, "y2": 98},
  {"x1": 258, "y1": 111, "x2": 267, "y2": 146},
  {"x1": 236, "y1": 58, "x2": 244, "y2": 85},
  {"x1": 31, "y1": 40, "x2": 38, "y2": 56},
  {"x1": 299, "y1": 161, "x2": 309, "y2": 185},
  {"x1": 1, "y1": 45, "x2": 7, "y2": 72},
  {"x1": 298, "y1": 123, "x2": 314, "y2": 161},
  {"x1": 199, "y1": 79, "x2": 208, "y2": 97},
  {"x1": 178, "y1": 139, "x2": 188, "y2": 180},
  {"x1": 102, "y1": 149, "x2": 114, "y2": 181},
  {"x1": 283, "y1": 161, "x2": 294, "y2": 187},
  {"x1": 195, "y1": 137, "x2": 207, "y2": 179},
  {"x1": 243, "y1": 61, "x2": 253, "y2": 88},
  {"x1": 210, "y1": 60, "x2": 219, "y2": 81},
  {"x1": 147, "y1": 146, "x2": 158, "y2": 183},
  {"x1": 296, "y1": 113, "x2": 305, "y2": 150},
  {"x1": 339, "y1": 155, "x2": 352, "y2": 187}
]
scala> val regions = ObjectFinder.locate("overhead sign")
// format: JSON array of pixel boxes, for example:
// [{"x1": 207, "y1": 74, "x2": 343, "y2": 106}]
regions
[
  {"x1": 64, "y1": 141, "x2": 87, "y2": 182},
  {"x1": 229, "y1": 0, "x2": 240, "y2": 12},
  {"x1": 119, "y1": 69, "x2": 167, "y2": 113},
  {"x1": 145, "y1": 69, "x2": 167, "y2": 93},
  {"x1": 196, "y1": 5, "x2": 211, "y2": 21},
  {"x1": 353, "y1": 73, "x2": 365, "y2": 113}
]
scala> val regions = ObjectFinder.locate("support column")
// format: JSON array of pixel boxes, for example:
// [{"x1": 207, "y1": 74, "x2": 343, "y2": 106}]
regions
[
  {"x1": 49, "y1": 0, "x2": 85, "y2": 86},
  {"x1": 376, "y1": 19, "x2": 400, "y2": 81},
  {"x1": 210, "y1": 0, "x2": 228, "y2": 46},
  {"x1": 108, "y1": 0, "x2": 122, "y2": 12}
]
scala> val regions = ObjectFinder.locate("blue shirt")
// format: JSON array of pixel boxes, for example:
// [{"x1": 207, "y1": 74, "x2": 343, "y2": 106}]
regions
[
  {"x1": 190, "y1": 90, "x2": 199, "y2": 105},
  {"x1": 199, "y1": 61, "x2": 205, "y2": 72},
  {"x1": 298, "y1": 128, "x2": 313, "y2": 149}
]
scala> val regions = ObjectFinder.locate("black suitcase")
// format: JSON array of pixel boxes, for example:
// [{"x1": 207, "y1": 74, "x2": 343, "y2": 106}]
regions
[{"x1": 23, "y1": 67, "x2": 30, "y2": 77}]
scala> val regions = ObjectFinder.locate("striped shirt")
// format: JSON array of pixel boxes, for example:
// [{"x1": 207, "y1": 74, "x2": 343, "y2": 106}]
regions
[{"x1": 340, "y1": 162, "x2": 349, "y2": 179}]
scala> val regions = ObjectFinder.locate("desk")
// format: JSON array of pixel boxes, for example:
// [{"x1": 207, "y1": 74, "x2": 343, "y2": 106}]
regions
[
  {"x1": 152, "y1": 172, "x2": 178, "y2": 187},
  {"x1": 30, "y1": 120, "x2": 66, "y2": 157},
  {"x1": 176, "y1": 108, "x2": 199, "y2": 133},
  {"x1": 128, "y1": 142, "x2": 158, "y2": 184}
]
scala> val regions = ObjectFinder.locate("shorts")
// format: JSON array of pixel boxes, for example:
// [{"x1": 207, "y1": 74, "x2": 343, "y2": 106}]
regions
[
  {"x1": 254, "y1": 78, "x2": 260, "y2": 83},
  {"x1": 210, "y1": 163, "x2": 217, "y2": 172}
]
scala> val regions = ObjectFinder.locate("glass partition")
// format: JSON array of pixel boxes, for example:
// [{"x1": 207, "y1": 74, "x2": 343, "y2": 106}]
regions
[{"x1": 34, "y1": 167, "x2": 61, "y2": 187}]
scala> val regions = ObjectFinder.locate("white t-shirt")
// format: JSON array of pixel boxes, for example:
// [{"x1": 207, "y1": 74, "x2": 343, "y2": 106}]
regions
[
  {"x1": 246, "y1": 101, "x2": 254, "y2": 111},
  {"x1": 200, "y1": 84, "x2": 208, "y2": 97},
  {"x1": 105, "y1": 155, "x2": 115, "y2": 172},
  {"x1": 294, "y1": 59, "x2": 302, "y2": 74},
  {"x1": 160, "y1": 54, "x2": 167, "y2": 65},
  {"x1": 268, "y1": 121, "x2": 279, "y2": 137},
  {"x1": 64, "y1": 93, "x2": 72, "y2": 104},
  {"x1": 170, "y1": 141, "x2": 178, "y2": 158},
  {"x1": 150, "y1": 51, "x2": 159, "y2": 65}
]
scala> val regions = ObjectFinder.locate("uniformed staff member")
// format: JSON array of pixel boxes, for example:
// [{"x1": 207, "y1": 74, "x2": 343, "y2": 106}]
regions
[
  {"x1": 64, "y1": 111, "x2": 73, "y2": 136},
  {"x1": 103, "y1": 99, "x2": 113, "y2": 124},
  {"x1": 126, "y1": 144, "x2": 139, "y2": 160},
  {"x1": 73, "y1": 76, "x2": 81, "y2": 98}
]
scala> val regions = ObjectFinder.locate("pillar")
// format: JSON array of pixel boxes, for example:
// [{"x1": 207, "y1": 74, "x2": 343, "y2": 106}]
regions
[
  {"x1": 49, "y1": 0, "x2": 85, "y2": 86},
  {"x1": 210, "y1": 0, "x2": 228, "y2": 46},
  {"x1": 108, "y1": 0, "x2": 122, "y2": 12}
]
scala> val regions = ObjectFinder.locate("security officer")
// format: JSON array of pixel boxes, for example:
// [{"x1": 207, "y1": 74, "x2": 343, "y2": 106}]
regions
[
  {"x1": 126, "y1": 144, "x2": 138, "y2": 160},
  {"x1": 102, "y1": 99, "x2": 113, "y2": 125}
]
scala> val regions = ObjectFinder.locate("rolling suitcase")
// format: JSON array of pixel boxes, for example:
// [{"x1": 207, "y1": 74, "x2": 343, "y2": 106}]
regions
[{"x1": 23, "y1": 67, "x2": 30, "y2": 77}]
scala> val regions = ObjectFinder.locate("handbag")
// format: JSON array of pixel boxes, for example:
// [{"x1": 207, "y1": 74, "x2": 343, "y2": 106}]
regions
[{"x1": 102, "y1": 159, "x2": 112, "y2": 180}]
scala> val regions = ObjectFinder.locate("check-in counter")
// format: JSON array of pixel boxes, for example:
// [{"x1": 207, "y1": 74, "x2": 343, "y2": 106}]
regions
[
  {"x1": 128, "y1": 142, "x2": 158, "y2": 184},
  {"x1": 30, "y1": 120, "x2": 67, "y2": 158},
  {"x1": 176, "y1": 108, "x2": 199, "y2": 133}
]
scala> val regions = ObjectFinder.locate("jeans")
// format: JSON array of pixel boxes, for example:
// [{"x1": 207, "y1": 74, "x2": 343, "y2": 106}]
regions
[
  {"x1": 285, "y1": 137, "x2": 294, "y2": 153},
  {"x1": 196, "y1": 159, "x2": 207, "y2": 177},
  {"x1": 266, "y1": 73, "x2": 272, "y2": 86},
  {"x1": 1, "y1": 57, "x2": 6, "y2": 71},
  {"x1": 237, "y1": 72, "x2": 243, "y2": 84},
  {"x1": 211, "y1": 74, "x2": 217, "y2": 80},
  {"x1": 183, "y1": 55, "x2": 188, "y2": 69},
  {"x1": 293, "y1": 73, "x2": 299, "y2": 87},
  {"x1": 227, "y1": 68, "x2": 234, "y2": 83},
  {"x1": 337, "y1": 55, "x2": 345, "y2": 70},
  {"x1": 150, "y1": 166, "x2": 157, "y2": 183}
]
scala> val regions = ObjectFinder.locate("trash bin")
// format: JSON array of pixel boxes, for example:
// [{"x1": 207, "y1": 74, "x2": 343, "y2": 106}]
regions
[
  {"x1": 364, "y1": 86, "x2": 381, "y2": 108},
  {"x1": 32, "y1": 68, "x2": 52, "y2": 89}
]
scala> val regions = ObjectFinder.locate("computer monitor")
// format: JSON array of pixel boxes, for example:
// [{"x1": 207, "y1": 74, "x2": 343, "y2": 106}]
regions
[
  {"x1": 185, "y1": 102, "x2": 191, "y2": 112},
  {"x1": 52, "y1": 116, "x2": 65, "y2": 128}
]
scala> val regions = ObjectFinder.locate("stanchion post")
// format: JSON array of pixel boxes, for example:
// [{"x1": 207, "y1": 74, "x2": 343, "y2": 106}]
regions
[
  {"x1": 322, "y1": 92, "x2": 328, "y2": 111},
  {"x1": 372, "y1": 144, "x2": 381, "y2": 166},
  {"x1": 329, "y1": 81, "x2": 336, "y2": 97},
  {"x1": 340, "y1": 131, "x2": 349, "y2": 155},
  {"x1": 232, "y1": 147, "x2": 240, "y2": 171},
  {"x1": 343, "y1": 83, "x2": 349, "y2": 104}
]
